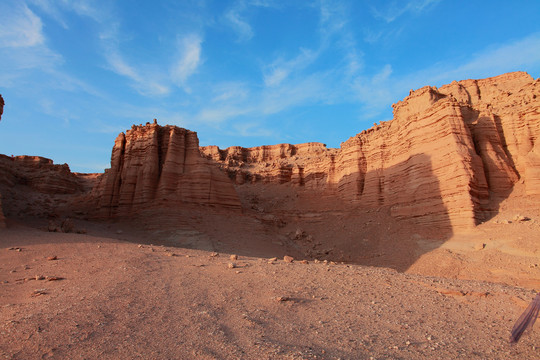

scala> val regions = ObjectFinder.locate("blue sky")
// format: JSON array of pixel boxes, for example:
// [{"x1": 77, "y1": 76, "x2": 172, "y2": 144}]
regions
[{"x1": 1, "y1": 0, "x2": 540, "y2": 173}]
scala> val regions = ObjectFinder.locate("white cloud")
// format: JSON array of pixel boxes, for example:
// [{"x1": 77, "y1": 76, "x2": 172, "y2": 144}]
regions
[
  {"x1": 171, "y1": 34, "x2": 203, "y2": 90},
  {"x1": 429, "y1": 33, "x2": 540, "y2": 84},
  {"x1": 352, "y1": 32, "x2": 540, "y2": 120},
  {"x1": 263, "y1": 48, "x2": 318, "y2": 87},
  {"x1": 232, "y1": 121, "x2": 274, "y2": 137},
  {"x1": 371, "y1": 0, "x2": 441, "y2": 23},
  {"x1": 197, "y1": 106, "x2": 253, "y2": 125},
  {"x1": 211, "y1": 82, "x2": 249, "y2": 103},
  {"x1": 225, "y1": 7, "x2": 254, "y2": 42},
  {"x1": 28, "y1": 0, "x2": 69, "y2": 28},
  {"x1": 0, "y1": 3, "x2": 44, "y2": 48}
]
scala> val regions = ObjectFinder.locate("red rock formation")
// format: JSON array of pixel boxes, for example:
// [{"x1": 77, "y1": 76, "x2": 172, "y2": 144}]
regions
[
  {"x1": 201, "y1": 72, "x2": 540, "y2": 229},
  {"x1": 0, "y1": 95, "x2": 5, "y2": 227},
  {"x1": 0, "y1": 155, "x2": 85, "y2": 221},
  {"x1": 94, "y1": 123, "x2": 241, "y2": 218},
  {"x1": 0, "y1": 94, "x2": 4, "y2": 121}
]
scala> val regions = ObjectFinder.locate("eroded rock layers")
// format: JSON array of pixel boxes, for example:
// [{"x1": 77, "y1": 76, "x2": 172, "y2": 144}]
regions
[
  {"x1": 201, "y1": 72, "x2": 540, "y2": 229},
  {"x1": 0, "y1": 155, "x2": 84, "y2": 223},
  {"x1": 94, "y1": 123, "x2": 241, "y2": 218}
]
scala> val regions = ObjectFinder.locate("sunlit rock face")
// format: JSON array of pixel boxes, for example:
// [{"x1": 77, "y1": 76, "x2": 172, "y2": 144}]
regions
[
  {"x1": 94, "y1": 123, "x2": 241, "y2": 218},
  {"x1": 201, "y1": 72, "x2": 540, "y2": 230}
]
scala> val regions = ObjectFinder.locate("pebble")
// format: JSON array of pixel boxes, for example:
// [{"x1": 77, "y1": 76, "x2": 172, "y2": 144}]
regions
[
  {"x1": 230, "y1": 254, "x2": 238, "y2": 260},
  {"x1": 228, "y1": 262, "x2": 236, "y2": 269},
  {"x1": 283, "y1": 255, "x2": 294, "y2": 263}
]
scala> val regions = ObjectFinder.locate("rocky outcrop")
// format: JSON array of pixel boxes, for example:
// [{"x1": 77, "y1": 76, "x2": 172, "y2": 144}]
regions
[
  {"x1": 93, "y1": 123, "x2": 241, "y2": 218},
  {"x1": 0, "y1": 95, "x2": 4, "y2": 227},
  {"x1": 0, "y1": 94, "x2": 4, "y2": 122},
  {"x1": 0, "y1": 193, "x2": 5, "y2": 228},
  {"x1": 0, "y1": 155, "x2": 85, "y2": 221},
  {"x1": 201, "y1": 72, "x2": 540, "y2": 229}
]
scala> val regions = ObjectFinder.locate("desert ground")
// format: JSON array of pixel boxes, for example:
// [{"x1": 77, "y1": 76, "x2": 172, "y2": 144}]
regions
[{"x1": 1, "y1": 185, "x2": 539, "y2": 359}]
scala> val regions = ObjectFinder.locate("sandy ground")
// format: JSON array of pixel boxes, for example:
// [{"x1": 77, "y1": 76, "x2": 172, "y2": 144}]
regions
[{"x1": 1, "y1": 221, "x2": 539, "y2": 360}]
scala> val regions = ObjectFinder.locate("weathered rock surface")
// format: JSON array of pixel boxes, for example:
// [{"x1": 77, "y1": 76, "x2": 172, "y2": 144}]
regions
[
  {"x1": 0, "y1": 95, "x2": 5, "y2": 227},
  {"x1": 93, "y1": 123, "x2": 241, "y2": 218},
  {"x1": 0, "y1": 155, "x2": 86, "y2": 221},
  {"x1": 0, "y1": 94, "x2": 4, "y2": 122},
  {"x1": 201, "y1": 72, "x2": 540, "y2": 229},
  {"x1": 0, "y1": 193, "x2": 5, "y2": 228}
]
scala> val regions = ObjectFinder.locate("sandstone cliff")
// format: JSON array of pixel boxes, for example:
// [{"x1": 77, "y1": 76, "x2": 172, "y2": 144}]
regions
[
  {"x1": 93, "y1": 123, "x2": 241, "y2": 218},
  {"x1": 0, "y1": 155, "x2": 85, "y2": 221},
  {"x1": 201, "y1": 72, "x2": 540, "y2": 229},
  {"x1": 0, "y1": 95, "x2": 4, "y2": 227}
]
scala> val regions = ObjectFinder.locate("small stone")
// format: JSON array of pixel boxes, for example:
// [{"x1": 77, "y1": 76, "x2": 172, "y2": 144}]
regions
[
  {"x1": 31, "y1": 289, "x2": 47, "y2": 297},
  {"x1": 47, "y1": 256, "x2": 57, "y2": 261},
  {"x1": 283, "y1": 255, "x2": 294, "y2": 263},
  {"x1": 210, "y1": 252, "x2": 219, "y2": 257},
  {"x1": 268, "y1": 257, "x2": 277, "y2": 261},
  {"x1": 230, "y1": 254, "x2": 238, "y2": 261},
  {"x1": 300, "y1": 260, "x2": 309, "y2": 264},
  {"x1": 228, "y1": 262, "x2": 236, "y2": 269},
  {"x1": 116, "y1": 230, "x2": 123, "y2": 234},
  {"x1": 474, "y1": 243, "x2": 486, "y2": 251},
  {"x1": 275, "y1": 296, "x2": 289, "y2": 302}
]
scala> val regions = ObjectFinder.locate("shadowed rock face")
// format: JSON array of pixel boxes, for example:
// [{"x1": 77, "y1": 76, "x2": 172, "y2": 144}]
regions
[
  {"x1": 0, "y1": 155, "x2": 85, "y2": 224},
  {"x1": 201, "y1": 72, "x2": 540, "y2": 229},
  {"x1": 0, "y1": 96, "x2": 5, "y2": 227},
  {"x1": 0, "y1": 94, "x2": 4, "y2": 121},
  {"x1": 93, "y1": 123, "x2": 241, "y2": 218}
]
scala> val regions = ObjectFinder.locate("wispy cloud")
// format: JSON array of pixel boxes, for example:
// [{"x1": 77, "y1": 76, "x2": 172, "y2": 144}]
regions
[
  {"x1": 225, "y1": 6, "x2": 254, "y2": 42},
  {"x1": 0, "y1": 2, "x2": 64, "y2": 87},
  {"x1": 426, "y1": 33, "x2": 540, "y2": 84},
  {"x1": 263, "y1": 48, "x2": 318, "y2": 87},
  {"x1": 352, "y1": 32, "x2": 540, "y2": 120},
  {"x1": 371, "y1": 0, "x2": 441, "y2": 23},
  {"x1": 211, "y1": 82, "x2": 249, "y2": 103},
  {"x1": 0, "y1": 3, "x2": 44, "y2": 48},
  {"x1": 197, "y1": 106, "x2": 253, "y2": 125},
  {"x1": 171, "y1": 34, "x2": 203, "y2": 91}
]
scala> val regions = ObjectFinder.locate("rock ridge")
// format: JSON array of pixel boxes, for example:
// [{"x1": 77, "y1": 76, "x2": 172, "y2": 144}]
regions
[
  {"x1": 93, "y1": 122, "x2": 241, "y2": 218},
  {"x1": 201, "y1": 71, "x2": 540, "y2": 229}
]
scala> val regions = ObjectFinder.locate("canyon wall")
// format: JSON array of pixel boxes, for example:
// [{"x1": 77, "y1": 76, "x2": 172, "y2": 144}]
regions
[
  {"x1": 93, "y1": 123, "x2": 241, "y2": 218},
  {"x1": 201, "y1": 72, "x2": 540, "y2": 229},
  {"x1": 0, "y1": 95, "x2": 4, "y2": 227},
  {"x1": 0, "y1": 155, "x2": 85, "y2": 221}
]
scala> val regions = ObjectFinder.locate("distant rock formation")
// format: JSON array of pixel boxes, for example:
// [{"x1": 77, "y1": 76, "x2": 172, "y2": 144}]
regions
[
  {"x1": 0, "y1": 193, "x2": 5, "y2": 228},
  {"x1": 0, "y1": 72, "x2": 538, "y2": 232},
  {"x1": 0, "y1": 94, "x2": 4, "y2": 121},
  {"x1": 0, "y1": 95, "x2": 4, "y2": 227},
  {"x1": 0, "y1": 155, "x2": 85, "y2": 222},
  {"x1": 93, "y1": 123, "x2": 241, "y2": 218},
  {"x1": 201, "y1": 72, "x2": 540, "y2": 229}
]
